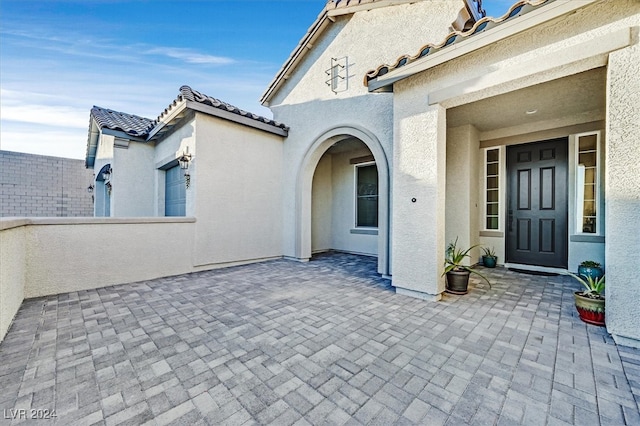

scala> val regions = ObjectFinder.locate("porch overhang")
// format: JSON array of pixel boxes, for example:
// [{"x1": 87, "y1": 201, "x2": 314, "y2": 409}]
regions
[{"x1": 366, "y1": 0, "x2": 599, "y2": 93}]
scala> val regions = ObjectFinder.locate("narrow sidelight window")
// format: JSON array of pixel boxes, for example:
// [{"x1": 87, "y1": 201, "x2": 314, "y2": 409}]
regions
[
  {"x1": 356, "y1": 163, "x2": 378, "y2": 227},
  {"x1": 576, "y1": 132, "x2": 600, "y2": 234},
  {"x1": 485, "y1": 148, "x2": 500, "y2": 230}
]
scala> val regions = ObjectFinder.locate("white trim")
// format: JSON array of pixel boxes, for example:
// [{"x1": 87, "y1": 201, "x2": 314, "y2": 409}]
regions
[
  {"x1": 354, "y1": 161, "x2": 378, "y2": 229},
  {"x1": 483, "y1": 146, "x2": 502, "y2": 232},
  {"x1": 575, "y1": 130, "x2": 601, "y2": 236}
]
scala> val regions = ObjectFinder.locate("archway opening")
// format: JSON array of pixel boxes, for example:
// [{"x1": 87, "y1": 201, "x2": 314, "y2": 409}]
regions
[
  {"x1": 311, "y1": 138, "x2": 379, "y2": 257},
  {"x1": 296, "y1": 126, "x2": 390, "y2": 277}
]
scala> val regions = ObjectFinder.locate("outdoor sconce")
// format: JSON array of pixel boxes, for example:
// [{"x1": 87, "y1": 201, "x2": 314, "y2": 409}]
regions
[
  {"x1": 87, "y1": 184, "x2": 94, "y2": 194},
  {"x1": 102, "y1": 167, "x2": 112, "y2": 181},
  {"x1": 178, "y1": 149, "x2": 192, "y2": 189}
]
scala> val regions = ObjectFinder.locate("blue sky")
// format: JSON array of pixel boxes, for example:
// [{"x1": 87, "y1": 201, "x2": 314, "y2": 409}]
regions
[{"x1": 1, "y1": 0, "x2": 514, "y2": 159}]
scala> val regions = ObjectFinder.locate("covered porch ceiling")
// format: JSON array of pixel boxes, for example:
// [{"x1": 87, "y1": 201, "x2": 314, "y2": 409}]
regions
[{"x1": 446, "y1": 67, "x2": 606, "y2": 140}]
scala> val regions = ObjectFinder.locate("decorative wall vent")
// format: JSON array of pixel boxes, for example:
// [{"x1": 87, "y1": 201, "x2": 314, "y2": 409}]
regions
[{"x1": 326, "y1": 57, "x2": 349, "y2": 94}]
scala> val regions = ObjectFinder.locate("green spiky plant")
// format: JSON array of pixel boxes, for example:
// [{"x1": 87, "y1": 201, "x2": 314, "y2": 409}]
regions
[
  {"x1": 570, "y1": 273, "x2": 605, "y2": 300},
  {"x1": 442, "y1": 238, "x2": 491, "y2": 288}
]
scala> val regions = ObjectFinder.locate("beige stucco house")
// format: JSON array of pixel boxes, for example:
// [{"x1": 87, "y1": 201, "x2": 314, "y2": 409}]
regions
[{"x1": 40, "y1": 0, "x2": 639, "y2": 347}]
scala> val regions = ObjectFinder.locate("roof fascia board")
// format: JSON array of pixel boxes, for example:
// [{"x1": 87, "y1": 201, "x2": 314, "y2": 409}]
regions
[
  {"x1": 100, "y1": 128, "x2": 147, "y2": 142},
  {"x1": 367, "y1": 0, "x2": 599, "y2": 92},
  {"x1": 85, "y1": 118, "x2": 100, "y2": 168},
  {"x1": 260, "y1": 11, "x2": 331, "y2": 105},
  {"x1": 327, "y1": 0, "x2": 421, "y2": 17},
  {"x1": 185, "y1": 101, "x2": 288, "y2": 137},
  {"x1": 147, "y1": 100, "x2": 188, "y2": 141},
  {"x1": 429, "y1": 26, "x2": 631, "y2": 106}
]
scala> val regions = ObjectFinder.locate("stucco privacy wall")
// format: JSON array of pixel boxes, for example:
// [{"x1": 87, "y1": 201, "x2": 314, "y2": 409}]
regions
[
  {"x1": 605, "y1": 40, "x2": 640, "y2": 347},
  {"x1": 269, "y1": 2, "x2": 461, "y2": 272},
  {"x1": 192, "y1": 113, "x2": 284, "y2": 269},
  {"x1": 0, "y1": 151, "x2": 94, "y2": 217},
  {"x1": 0, "y1": 220, "x2": 26, "y2": 342}
]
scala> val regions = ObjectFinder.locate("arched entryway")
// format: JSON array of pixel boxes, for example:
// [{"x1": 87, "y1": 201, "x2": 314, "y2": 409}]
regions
[
  {"x1": 94, "y1": 164, "x2": 112, "y2": 217},
  {"x1": 295, "y1": 126, "x2": 390, "y2": 276}
]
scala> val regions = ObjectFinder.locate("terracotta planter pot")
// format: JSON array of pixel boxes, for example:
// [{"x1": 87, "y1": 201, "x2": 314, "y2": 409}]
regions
[
  {"x1": 446, "y1": 269, "x2": 470, "y2": 294},
  {"x1": 482, "y1": 256, "x2": 497, "y2": 268},
  {"x1": 574, "y1": 292, "x2": 605, "y2": 326}
]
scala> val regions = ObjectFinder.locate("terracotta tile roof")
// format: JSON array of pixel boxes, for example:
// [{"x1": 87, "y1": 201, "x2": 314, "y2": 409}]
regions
[
  {"x1": 364, "y1": 0, "x2": 551, "y2": 85},
  {"x1": 160, "y1": 86, "x2": 287, "y2": 131},
  {"x1": 90, "y1": 106, "x2": 155, "y2": 138}
]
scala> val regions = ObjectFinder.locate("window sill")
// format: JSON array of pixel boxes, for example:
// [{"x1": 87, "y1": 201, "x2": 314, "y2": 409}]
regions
[
  {"x1": 350, "y1": 228, "x2": 378, "y2": 235},
  {"x1": 479, "y1": 230, "x2": 504, "y2": 238},
  {"x1": 570, "y1": 235, "x2": 605, "y2": 243}
]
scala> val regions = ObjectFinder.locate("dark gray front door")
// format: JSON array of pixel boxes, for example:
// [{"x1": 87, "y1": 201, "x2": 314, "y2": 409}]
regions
[
  {"x1": 165, "y1": 165, "x2": 186, "y2": 217},
  {"x1": 506, "y1": 138, "x2": 568, "y2": 268}
]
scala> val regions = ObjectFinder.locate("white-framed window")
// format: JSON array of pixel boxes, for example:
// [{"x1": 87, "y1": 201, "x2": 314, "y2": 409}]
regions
[
  {"x1": 355, "y1": 162, "x2": 378, "y2": 228},
  {"x1": 483, "y1": 147, "x2": 501, "y2": 230},
  {"x1": 575, "y1": 131, "x2": 600, "y2": 234}
]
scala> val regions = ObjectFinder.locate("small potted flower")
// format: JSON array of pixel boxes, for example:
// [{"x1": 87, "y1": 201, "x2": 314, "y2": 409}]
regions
[
  {"x1": 481, "y1": 247, "x2": 497, "y2": 268},
  {"x1": 578, "y1": 260, "x2": 604, "y2": 281},
  {"x1": 570, "y1": 273, "x2": 605, "y2": 326}
]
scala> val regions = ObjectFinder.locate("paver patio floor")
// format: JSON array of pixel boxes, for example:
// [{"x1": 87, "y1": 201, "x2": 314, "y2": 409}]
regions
[{"x1": 1, "y1": 253, "x2": 639, "y2": 425}]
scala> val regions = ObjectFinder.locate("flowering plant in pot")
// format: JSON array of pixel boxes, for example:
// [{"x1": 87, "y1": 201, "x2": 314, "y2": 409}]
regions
[
  {"x1": 442, "y1": 238, "x2": 491, "y2": 294},
  {"x1": 481, "y1": 247, "x2": 497, "y2": 268},
  {"x1": 570, "y1": 273, "x2": 605, "y2": 326},
  {"x1": 578, "y1": 260, "x2": 604, "y2": 281}
]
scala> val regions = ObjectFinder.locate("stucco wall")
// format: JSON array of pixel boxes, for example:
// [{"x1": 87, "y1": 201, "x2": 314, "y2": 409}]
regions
[
  {"x1": 192, "y1": 113, "x2": 284, "y2": 268},
  {"x1": 0, "y1": 220, "x2": 27, "y2": 342},
  {"x1": 605, "y1": 40, "x2": 640, "y2": 347},
  {"x1": 312, "y1": 154, "x2": 333, "y2": 253},
  {"x1": 23, "y1": 218, "x2": 195, "y2": 298},
  {"x1": 112, "y1": 141, "x2": 156, "y2": 217},
  {"x1": 269, "y1": 1, "x2": 462, "y2": 264},
  {"x1": 446, "y1": 125, "x2": 480, "y2": 262},
  {"x1": 153, "y1": 115, "x2": 197, "y2": 217},
  {"x1": 330, "y1": 147, "x2": 377, "y2": 256},
  {"x1": 0, "y1": 151, "x2": 94, "y2": 217}
]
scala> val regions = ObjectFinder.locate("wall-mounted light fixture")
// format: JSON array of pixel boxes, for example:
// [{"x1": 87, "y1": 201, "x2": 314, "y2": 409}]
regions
[
  {"x1": 87, "y1": 184, "x2": 94, "y2": 194},
  {"x1": 178, "y1": 149, "x2": 192, "y2": 189},
  {"x1": 102, "y1": 167, "x2": 112, "y2": 182}
]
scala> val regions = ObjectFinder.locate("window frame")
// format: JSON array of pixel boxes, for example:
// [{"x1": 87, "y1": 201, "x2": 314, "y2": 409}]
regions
[
  {"x1": 575, "y1": 131, "x2": 601, "y2": 236},
  {"x1": 483, "y1": 147, "x2": 502, "y2": 232},
  {"x1": 354, "y1": 161, "x2": 378, "y2": 229}
]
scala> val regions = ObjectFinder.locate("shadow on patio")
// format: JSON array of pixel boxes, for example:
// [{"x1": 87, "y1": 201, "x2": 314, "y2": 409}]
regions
[{"x1": 0, "y1": 252, "x2": 639, "y2": 425}]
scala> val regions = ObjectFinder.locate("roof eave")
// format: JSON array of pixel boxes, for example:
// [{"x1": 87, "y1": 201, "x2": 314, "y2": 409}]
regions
[
  {"x1": 367, "y1": 0, "x2": 598, "y2": 92},
  {"x1": 260, "y1": 10, "x2": 331, "y2": 106},
  {"x1": 147, "y1": 100, "x2": 188, "y2": 141},
  {"x1": 85, "y1": 118, "x2": 100, "y2": 168},
  {"x1": 260, "y1": 0, "x2": 431, "y2": 106},
  {"x1": 186, "y1": 101, "x2": 288, "y2": 137}
]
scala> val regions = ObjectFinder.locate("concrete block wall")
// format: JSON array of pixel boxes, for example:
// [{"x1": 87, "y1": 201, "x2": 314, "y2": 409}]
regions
[{"x1": 0, "y1": 151, "x2": 94, "y2": 217}]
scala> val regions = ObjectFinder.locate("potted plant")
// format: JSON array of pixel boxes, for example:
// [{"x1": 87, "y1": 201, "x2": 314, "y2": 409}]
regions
[
  {"x1": 443, "y1": 238, "x2": 491, "y2": 294},
  {"x1": 481, "y1": 247, "x2": 497, "y2": 268},
  {"x1": 570, "y1": 273, "x2": 605, "y2": 326},
  {"x1": 578, "y1": 260, "x2": 604, "y2": 281}
]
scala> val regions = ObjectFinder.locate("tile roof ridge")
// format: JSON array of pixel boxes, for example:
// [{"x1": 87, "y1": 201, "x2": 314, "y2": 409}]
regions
[{"x1": 364, "y1": 0, "x2": 551, "y2": 85}]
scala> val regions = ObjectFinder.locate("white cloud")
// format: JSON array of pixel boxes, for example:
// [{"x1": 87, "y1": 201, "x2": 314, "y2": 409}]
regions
[{"x1": 146, "y1": 47, "x2": 236, "y2": 65}]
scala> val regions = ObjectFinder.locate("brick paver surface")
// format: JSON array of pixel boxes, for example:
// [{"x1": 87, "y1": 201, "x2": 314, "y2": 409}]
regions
[{"x1": 1, "y1": 253, "x2": 639, "y2": 425}]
